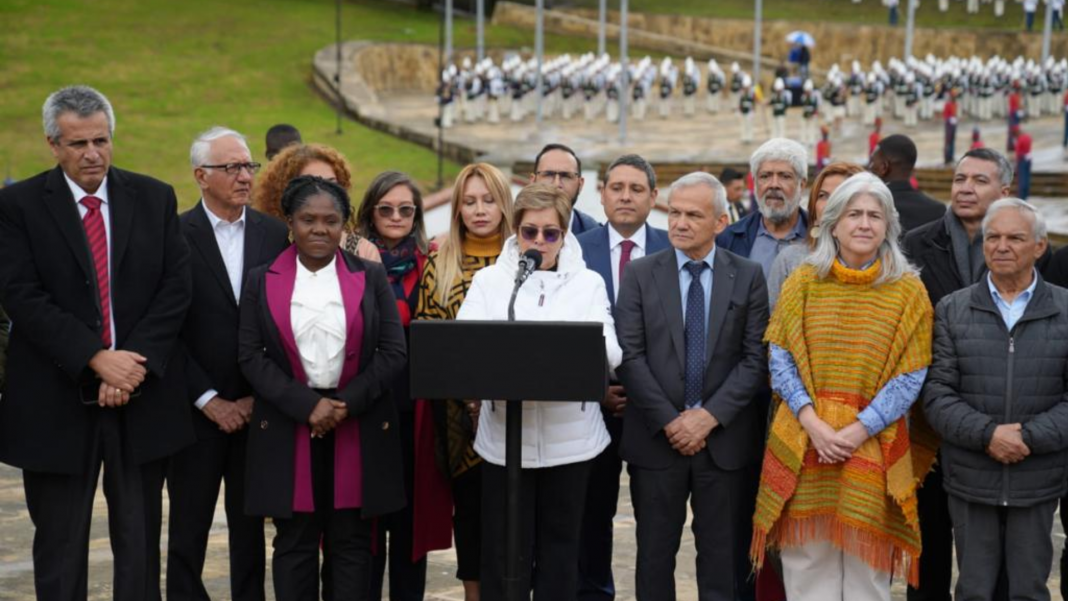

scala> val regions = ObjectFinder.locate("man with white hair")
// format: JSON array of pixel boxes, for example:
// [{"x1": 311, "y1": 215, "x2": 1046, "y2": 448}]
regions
[
  {"x1": 925, "y1": 197, "x2": 1068, "y2": 601},
  {"x1": 616, "y1": 171, "x2": 769, "y2": 601},
  {"x1": 0, "y1": 85, "x2": 193, "y2": 601},
  {"x1": 716, "y1": 138, "x2": 810, "y2": 278},
  {"x1": 166, "y1": 127, "x2": 289, "y2": 601}
]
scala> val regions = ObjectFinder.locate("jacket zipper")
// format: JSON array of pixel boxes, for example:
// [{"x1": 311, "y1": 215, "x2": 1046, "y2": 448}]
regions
[{"x1": 1002, "y1": 333, "x2": 1015, "y2": 506}]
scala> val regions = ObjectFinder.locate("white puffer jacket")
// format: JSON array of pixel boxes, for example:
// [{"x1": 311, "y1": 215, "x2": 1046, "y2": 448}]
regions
[{"x1": 457, "y1": 233, "x2": 622, "y2": 468}]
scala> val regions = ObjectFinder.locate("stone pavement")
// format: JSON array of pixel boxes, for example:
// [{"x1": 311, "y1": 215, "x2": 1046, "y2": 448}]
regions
[{"x1": 0, "y1": 463, "x2": 1063, "y2": 600}]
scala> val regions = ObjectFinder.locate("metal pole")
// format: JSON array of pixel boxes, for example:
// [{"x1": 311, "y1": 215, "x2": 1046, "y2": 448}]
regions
[
  {"x1": 335, "y1": 0, "x2": 343, "y2": 135},
  {"x1": 754, "y1": 0, "x2": 762, "y2": 87},
  {"x1": 1043, "y1": 0, "x2": 1054, "y2": 64},
  {"x1": 904, "y1": 0, "x2": 917, "y2": 59},
  {"x1": 477, "y1": 0, "x2": 485, "y2": 62},
  {"x1": 445, "y1": 0, "x2": 453, "y2": 65},
  {"x1": 437, "y1": 0, "x2": 445, "y2": 190},
  {"x1": 536, "y1": 0, "x2": 544, "y2": 128},
  {"x1": 619, "y1": 0, "x2": 628, "y2": 145},
  {"x1": 598, "y1": 0, "x2": 606, "y2": 55}
]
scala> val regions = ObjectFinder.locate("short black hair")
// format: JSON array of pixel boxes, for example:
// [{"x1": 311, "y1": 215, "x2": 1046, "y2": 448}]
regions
[
  {"x1": 876, "y1": 134, "x2": 918, "y2": 170},
  {"x1": 605, "y1": 154, "x2": 656, "y2": 190},
  {"x1": 958, "y1": 147, "x2": 1014, "y2": 187},
  {"x1": 281, "y1": 175, "x2": 352, "y2": 222},
  {"x1": 720, "y1": 167, "x2": 745, "y2": 186},
  {"x1": 266, "y1": 124, "x2": 302, "y2": 160},
  {"x1": 533, "y1": 143, "x2": 582, "y2": 174}
]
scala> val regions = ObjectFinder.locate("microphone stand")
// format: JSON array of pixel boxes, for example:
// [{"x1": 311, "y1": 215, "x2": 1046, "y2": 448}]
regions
[{"x1": 503, "y1": 258, "x2": 529, "y2": 601}]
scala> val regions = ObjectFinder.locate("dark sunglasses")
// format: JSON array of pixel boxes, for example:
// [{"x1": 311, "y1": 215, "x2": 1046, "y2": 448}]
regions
[
  {"x1": 519, "y1": 225, "x2": 564, "y2": 244},
  {"x1": 375, "y1": 204, "x2": 417, "y2": 219}
]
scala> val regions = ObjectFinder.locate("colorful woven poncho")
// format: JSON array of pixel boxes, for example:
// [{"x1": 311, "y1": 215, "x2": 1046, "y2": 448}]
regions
[{"x1": 750, "y1": 259, "x2": 938, "y2": 586}]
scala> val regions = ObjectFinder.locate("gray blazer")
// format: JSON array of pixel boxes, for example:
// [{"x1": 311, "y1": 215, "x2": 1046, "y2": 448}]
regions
[{"x1": 615, "y1": 247, "x2": 770, "y2": 471}]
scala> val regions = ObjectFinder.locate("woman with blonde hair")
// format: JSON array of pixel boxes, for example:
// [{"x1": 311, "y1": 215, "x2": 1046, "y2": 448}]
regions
[
  {"x1": 255, "y1": 143, "x2": 379, "y2": 261},
  {"x1": 414, "y1": 162, "x2": 513, "y2": 601}
]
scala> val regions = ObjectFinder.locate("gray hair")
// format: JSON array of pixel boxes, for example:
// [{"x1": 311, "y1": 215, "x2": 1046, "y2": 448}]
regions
[
  {"x1": 190, "y1": 126, "x2": 250, "y2": 168},
  {"x1": 749, "y1": 137, "x2": 808, "y2": 182},
  {"x1": 806, "y1": 172, "x2": 917, "y2": 285},
  {"x1": 958, "y1": 148, "x2": 1014, "y2": 187},
  {"x1": 605, "y1": 154, "x2": 657, "y2": 190},
  {"x1": 42, "y1": 85, "x2": 115, "y2": 142},
  {"x1": 667, "y1": 171, "x2": 729, "y2": 218},
  {"x1": 982, "y1": 197, "x2": 1048, "y2": 242}
]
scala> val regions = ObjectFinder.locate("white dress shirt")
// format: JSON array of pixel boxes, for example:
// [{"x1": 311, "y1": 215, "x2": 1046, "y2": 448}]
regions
[
  {"x1": 194, "y1": 202, "x2": 247, "y2": 410},
  {"x1": 65, "y1": 173, "x2": 116, "y2": 350},
  {"x1": 291, "y1": 256, "x2": 347, "y2": 390},
  {"x1": 608, "y1": 223, "x2": 647, "y2": 302}
]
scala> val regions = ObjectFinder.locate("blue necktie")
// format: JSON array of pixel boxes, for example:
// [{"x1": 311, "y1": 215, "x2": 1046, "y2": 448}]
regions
[{"x1": 684, "y1": 261, "x2": 707, "y2": 409}]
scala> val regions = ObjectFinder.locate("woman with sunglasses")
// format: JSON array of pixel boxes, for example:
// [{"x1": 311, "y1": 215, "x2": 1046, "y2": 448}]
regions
[
  {"x1": 351, "y1": 171, "x2": 450, "y2": 601},
  {"x1": 415, "y1": 162, "x2": 514, "y2": 601},
  {"x1": 457, "y1": 183, "x2": 622, "y2": 601},
  {"x1": 239, "y1": 175, "x2": 406, "y2": 600}
]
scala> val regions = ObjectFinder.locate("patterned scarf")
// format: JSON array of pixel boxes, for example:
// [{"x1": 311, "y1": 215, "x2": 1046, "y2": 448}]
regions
[
  {"x1": 370, "y1": 234, "x2": 420, "y2": 302},
  {"x1": 751, "y1": 260, "x2": 938, "y2": 586}
]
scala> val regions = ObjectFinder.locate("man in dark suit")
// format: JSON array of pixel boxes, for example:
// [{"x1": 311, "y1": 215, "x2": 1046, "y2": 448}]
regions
[
  {"x1": 616, "y1": 172, "x2": 769, "y2": 601},
  {"x1": 0, "y1": 85, "x2": 193, "y2": 601},
  {"x1": 166, "y1": 127, "x2": 289, "y2": 601},
  {"x1": 576, "y1": 154, "x2": 670, "y2": 601},
  {"x1": 530, "y1": 143, "x2": 600, "y2": 234},
  {"x1": 869, "y1": 133, "x2": 946, "y2": 233}
]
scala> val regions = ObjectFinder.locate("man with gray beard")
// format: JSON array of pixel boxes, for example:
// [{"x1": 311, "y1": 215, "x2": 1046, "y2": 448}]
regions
[{"x1": 716, "y1": 138, "x2": 810, "y2": 277}]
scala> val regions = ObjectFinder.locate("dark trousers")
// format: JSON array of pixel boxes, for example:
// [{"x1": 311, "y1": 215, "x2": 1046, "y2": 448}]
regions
[
  {"x1": 945, "y1": 123, "x2": 958, "y2": 165},
  {"x1": 166, "y1": 429, "x2": 265, "y2": 601},
  {"x1": 23, "y1": 410, "x2": 164, "y2": 601},
  {"x1": 630, "y1": 452, "x2": 743, "y2": 601},
  {"x1": 907, "y1": 462, "x2": 954, "y2": 601},
  {"x1": 577, "y1": 414, "x2": 623, "y2": 601},
  {"x1": 1061, "y1": 492, "x2": 1068, "y2": 600},
  {"x1": 452, "y1": 464, "x2": 483, "y2": 582},
  {"x1": 1027, "y1": 10, "x2": 1036, "y2": 32},
  {"x1": 1018, "y1": 158, "x2": 1032, "y2": 200},
  {"x1": 889, "y1": 5, "x2": 899, "y2": 25},
  {"x1": 371, "y1": 410, "x2": 427, "y2": 601},
  {"x1": 481, "y1": 459, "x2": 593, "y2": 601},
  {"x1": 272, "y1": 433, "x2": 373, "y2": 601},
  {"x1": 948, "y1": 494, "x2": 1056, "y2": 601}
]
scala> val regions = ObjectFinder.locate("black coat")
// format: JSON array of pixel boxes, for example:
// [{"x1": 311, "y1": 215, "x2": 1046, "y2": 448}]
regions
[
  {"x1": 238, "y1": 251, "x2": 407, "y2": 519},
  {"x1": 0, "y1": 166, "x2": 193, "y2": 473},
  {"x1": 886, "y1": 179, "x2": 947, "y2": 233},
  {"x1": 924, "y1": 277, "x2": 1068, "y2": 507},
  {"x1": 180, "y1": 203, "x2": 289, "y2": 440}
]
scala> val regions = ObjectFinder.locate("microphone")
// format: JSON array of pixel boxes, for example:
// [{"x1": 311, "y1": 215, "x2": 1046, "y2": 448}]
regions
[{"x1": 515, "y1": 248, "x2": 543, "y2": 285}]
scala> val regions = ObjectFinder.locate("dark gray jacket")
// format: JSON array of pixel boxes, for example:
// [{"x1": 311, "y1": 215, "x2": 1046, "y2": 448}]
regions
[{"x1": 924, "y1": 276, "x2": 1068, "y2": 507}]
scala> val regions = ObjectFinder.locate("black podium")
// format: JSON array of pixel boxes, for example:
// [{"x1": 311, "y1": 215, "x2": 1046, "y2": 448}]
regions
[{"x1": 410, "y1": 320, "x2": 608, "y2": 601}]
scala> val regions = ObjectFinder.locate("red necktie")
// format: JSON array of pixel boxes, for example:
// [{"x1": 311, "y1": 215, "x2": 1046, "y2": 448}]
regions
[
  {"x1": 619, "y1": 239, "x2": 637, "y2": 288},
  {"x1": 81, "y1": 196, "x2": 111, "y2": 347}
]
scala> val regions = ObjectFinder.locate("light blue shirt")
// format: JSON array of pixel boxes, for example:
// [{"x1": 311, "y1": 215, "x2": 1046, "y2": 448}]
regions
[
  {"x1": 988, "y1": 270, "x2": 1038, "y2": 331},
  {"x1": 749, "y1": 216, "x2": 807, "y2": 279},
  {"x1": 675, "y1": 246, "x2": 715, "y2": 344}
]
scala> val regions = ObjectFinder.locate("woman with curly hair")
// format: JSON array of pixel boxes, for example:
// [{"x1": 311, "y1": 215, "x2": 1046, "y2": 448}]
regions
[{"x1": 255, "y1": 143, "x2": 379, "y2": 261}]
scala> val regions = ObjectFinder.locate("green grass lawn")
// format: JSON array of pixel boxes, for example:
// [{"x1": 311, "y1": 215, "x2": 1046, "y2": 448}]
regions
[
  {"x1": 0, "y1": 0, "x2": 619, "y2": 208},
  {"x1": 554, "y1": 0, "x2": 1036, "y2": 30}
]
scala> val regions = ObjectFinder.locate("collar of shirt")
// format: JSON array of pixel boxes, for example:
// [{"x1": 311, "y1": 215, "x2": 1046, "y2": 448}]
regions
[
  {"x1": 756, "y1": 213, "x2": 806, "y2": 242},
  {"x1": 64, "y1": 172, "x2": 109, "y2": 206},
  {"x1": 988, "y1": 268, "x2": 1039, "y2": 309},
  {"x1": 675, "y1": 245, "x2": 716, "y2": 273},
  {"x1": 202, "y1": 201, "x2": 247, "y2": 230},
  {"x1": 296, "y1": 254, "x2": 338, "y2": 282},
  {"x1": 608, "y1": 223, "x2": 647, "y2": 252}
]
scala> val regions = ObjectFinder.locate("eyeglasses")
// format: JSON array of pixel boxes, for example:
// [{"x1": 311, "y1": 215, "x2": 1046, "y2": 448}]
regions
[
  {"x1": 375, "y1": 204, "x2": 417, "y2": 219},
  {"x1": 201, "y1": 162, "x2": 262, "y2": 176},
  {"x1": 535, "y1": 170, "x2": 580, "y2": 184},
  {"x1": 519, "y1": 225, "x2": 564, "y2": 244}
]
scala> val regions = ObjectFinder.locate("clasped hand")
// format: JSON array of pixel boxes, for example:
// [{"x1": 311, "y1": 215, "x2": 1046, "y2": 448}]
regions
[
  {"x1": 798, "y1": 406, "x2": 870, "y2": 464},
  {"x1": 987, "y1": 423, "x2": 1030, "y2": 464},
  {"x1": 665, "y1": 408, "x2": 718, "y2": 456},
  {"x1": 204, "y1": 396, "x2": 254, "y2": 434},
  {"x1": 89, "y1": 349, "x2": 147, "y2": 407},
  {"x1": 309, "y1": 398, "x2": 349, "y2": 437}
]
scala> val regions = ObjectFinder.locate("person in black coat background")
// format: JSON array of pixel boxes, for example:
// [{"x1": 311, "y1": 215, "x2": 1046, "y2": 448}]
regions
[
  {"x1": 0, "y1": 85, "x2": 193, "y2": 601},
  {"x1": 869, "y1": 134, "x2": 947, "y2": 234},
  {"x1": 166, "y1": 127, "x2": 290, "y2": 601},
  {"x1": 238, "y1": 176, "x2": 406, "y2": 601}
]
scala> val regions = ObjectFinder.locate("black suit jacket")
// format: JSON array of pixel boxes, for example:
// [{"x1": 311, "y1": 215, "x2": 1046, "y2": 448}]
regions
[
  {"x1": 616, "y1": 247, "x2": 769, "y2": 471},
  {"x1": 887, "y1": 179, "x2": 947, "y2": 234},
  {"x1": 0, "y1": 166, "x2": 193, "y2": 474},
  {"x1": 239, "y1": 251, "x2": 407, "y2": 519},
  {"x1": 181, "y1": 202, "x2": 289, "y2": 440},
  {"x1": 570, "y1": 208, "x2": 601, "y2": 236}
]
